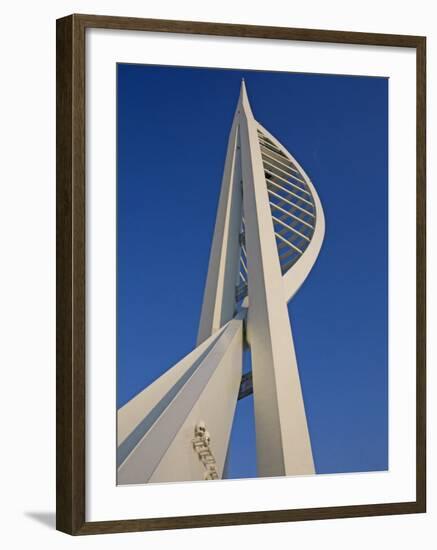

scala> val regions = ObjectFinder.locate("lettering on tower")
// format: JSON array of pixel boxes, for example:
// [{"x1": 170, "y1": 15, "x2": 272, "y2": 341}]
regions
[{"x1": 192, "y1": 422, "x2": 219, "y2": 480}]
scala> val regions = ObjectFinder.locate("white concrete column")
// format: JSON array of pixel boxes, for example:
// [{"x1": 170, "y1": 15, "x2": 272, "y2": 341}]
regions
[
  {"x1": 196, "y1": 109, "x2": 243, "y2": 345},
  {"x1": 118, "y1": 315, "x2": 244, "y2": 484},
  {"x1": 238, "y1": 81, "x2": 315, "y2": 477}
]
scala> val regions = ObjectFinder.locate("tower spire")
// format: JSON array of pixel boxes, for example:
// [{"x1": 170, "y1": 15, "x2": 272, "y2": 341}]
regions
[
  {"x1": 238, "y1": 78, "x2": 253, "y2": 117},
  {"x1": 117, "y1": 84, "x2": 325, "y2": 484}
]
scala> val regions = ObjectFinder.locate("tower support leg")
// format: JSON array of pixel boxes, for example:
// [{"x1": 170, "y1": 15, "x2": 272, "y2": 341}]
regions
[{"x1": 238, "y1": 83, "x2": 315, "y2": 477}]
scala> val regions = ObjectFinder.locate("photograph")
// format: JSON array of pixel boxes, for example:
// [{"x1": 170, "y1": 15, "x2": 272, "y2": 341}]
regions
[
  {"x1": 115, "y1": 63, "x2": 389, "y2": 485},
  {"x1": 0, "y1": 0, "x2": 431, "y2": 543}
]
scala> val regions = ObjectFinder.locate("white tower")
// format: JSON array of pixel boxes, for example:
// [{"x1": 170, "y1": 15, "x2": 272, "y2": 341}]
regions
[{"x1": 117, "y1": 81, "x2": 325, "y2": 484}]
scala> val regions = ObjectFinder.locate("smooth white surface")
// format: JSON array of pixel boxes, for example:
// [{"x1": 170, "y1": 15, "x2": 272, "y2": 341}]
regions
[
  {"x1": 238, "y1": 84, "x2": 316, "y2": 475},
  {"x1": 118, "y1": 319, "x2": 243, "y2": 484},
  {"x1": 117, "y1": 325, "x2": 227, "y2": 445},
  {"x1": 1, "y1": 1, "x2": 435, "y2": 548},
  {"x1": 86, "y1": 26, "x2": 416, "y2": 521},
  {"x1": 197, "y1": 105, "x2": 242, "y2": 343}
]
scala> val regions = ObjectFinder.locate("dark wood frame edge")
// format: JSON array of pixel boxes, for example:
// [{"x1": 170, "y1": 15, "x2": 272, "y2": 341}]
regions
[{"x1": 56, "y1": 13, "x2": 426, "y2": 536}]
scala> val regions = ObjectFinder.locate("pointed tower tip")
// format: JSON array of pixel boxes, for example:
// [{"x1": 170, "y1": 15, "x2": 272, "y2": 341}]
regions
[
  {"x1": 239, "y1": 78, "x2": 249, "y2": 103},
  {"x1": 236, "y1": 78, "x2": 254, "y2": 118}
]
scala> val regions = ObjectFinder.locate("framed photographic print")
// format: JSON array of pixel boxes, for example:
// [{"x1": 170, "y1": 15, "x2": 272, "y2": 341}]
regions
[{"x1": 56, "y1": 14, "x2": 426, "y2": 535}]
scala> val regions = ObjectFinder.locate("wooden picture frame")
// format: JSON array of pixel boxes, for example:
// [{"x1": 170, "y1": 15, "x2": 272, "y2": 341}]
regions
[{"x1": 56, "y1": 13, "x2": 426, "y2": 535}]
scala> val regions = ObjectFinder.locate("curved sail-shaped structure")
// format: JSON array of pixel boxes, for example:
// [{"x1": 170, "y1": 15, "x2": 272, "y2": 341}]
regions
[
  {"x1": 117, "y1": 81, "x2": 325, "y2": 484},
  {"x1": 256, "y1": 123, "x2": 325, "y2": 302}
]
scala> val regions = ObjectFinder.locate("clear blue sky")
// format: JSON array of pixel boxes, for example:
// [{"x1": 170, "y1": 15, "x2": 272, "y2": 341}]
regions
[{"x1": 117, "y1": 63, "x2": 388, "y2": 478}]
